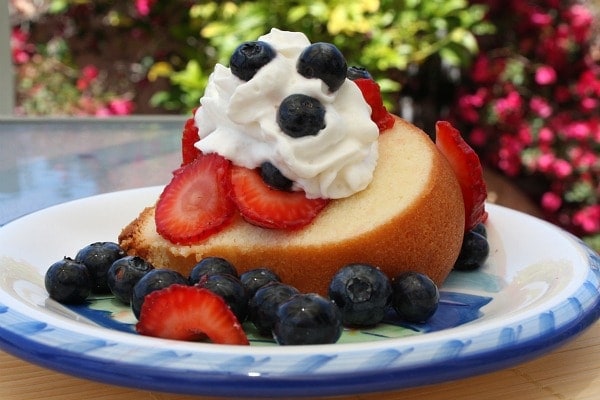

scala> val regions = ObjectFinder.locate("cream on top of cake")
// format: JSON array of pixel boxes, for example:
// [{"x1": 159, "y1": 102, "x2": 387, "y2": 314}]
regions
[{"x1": 194, "y1": 28, "x2": 379, "y2": 199}]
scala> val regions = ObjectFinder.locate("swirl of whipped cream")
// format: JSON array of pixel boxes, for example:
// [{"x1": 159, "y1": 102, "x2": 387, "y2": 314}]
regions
[{"x1": 194, "y1": 28, "x2": 379, "y2": 199}]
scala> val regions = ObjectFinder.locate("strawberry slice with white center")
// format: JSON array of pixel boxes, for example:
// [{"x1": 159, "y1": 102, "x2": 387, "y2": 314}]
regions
[
  {"x1": 229, "y1": 165, "x2": 329, "y2": 230},
  {"x1": 435, "y1": 121, "x2": 488, "y2": 232},
  {"x1": 155, "y1": 153, "x2": 235, "y2": 244},
  {"x1": 136, "y1": 284, "x2": 249, "y2": 345}
]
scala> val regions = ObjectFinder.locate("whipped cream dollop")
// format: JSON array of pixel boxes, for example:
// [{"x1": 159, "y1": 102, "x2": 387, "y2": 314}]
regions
[{"x1": 194, "y1": 28, "x2": 379, "y2": 199}]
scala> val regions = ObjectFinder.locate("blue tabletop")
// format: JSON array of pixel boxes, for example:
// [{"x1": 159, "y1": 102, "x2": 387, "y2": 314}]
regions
[{"x1": 0, "y1": 116, "x2": 186, "y2": 225}]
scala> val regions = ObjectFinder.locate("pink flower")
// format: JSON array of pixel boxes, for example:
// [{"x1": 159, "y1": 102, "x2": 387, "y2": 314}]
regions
[
  {"x1": 572, "y1": 205, "x2": 600, "y2": 233},
  {"x1": 95, "y1": 107, "x2": 112, "y2": 117},
  {"x1": 493, "y1": 89, "x2": 522, "y2": 123},
  {"x1": 76, "y1": 65, "x2": 99, "y2": 91},
  {"x1": 458, "y1": 88, "x2": 487, "y2": 123},
  {"x1": 541, "y1": 191, "x2": 562, "y2": 212},
  {"x1": 135, "y1": 0, "x2": 156, "y2": 16},
  {"x1": 552, "y1": 159, "x2": 573, "y2": 178},
  {"x1": 469, "y1": 127, "x2": 487, "y2": 147},
  {"x1": 569, "y1": 147, "x2": 599, "y2": 169},
  {"x1": 530, "y1": 11, "x2": 553, "y2": 27},
  {"x1": 108, "y1": 99, "x2": 135, "y2": 115},
  {"x1": 530, "y1": 96, "x2": 552, "y2": 118},
  {"x1": 535, "y1": 65, "x2": 557, "y2": 85},
  {"x1": 11, "y1": 27, "x2": 33, "y2": 64},
  {"x1": 538, "y1": 127, "x2": 554, "y2": 142},
  {"x1": 537, "y1": 153, "x2": 556, "y2": 173},
  {"x1": 472, "y1": 55, "x2": 504, "y2": 84},
  {"x1": 580, "y1": 97, "x2": 598, "y2": 111},
  {"x1": 81, "y1": 65, "x2": 99, "y2": 80},
  {"x1": 564, "y1": 121, "x2": 590, "y2": 140},
  {"x1": 565, "y1": 4, "x2": 593, "y2": 43}
]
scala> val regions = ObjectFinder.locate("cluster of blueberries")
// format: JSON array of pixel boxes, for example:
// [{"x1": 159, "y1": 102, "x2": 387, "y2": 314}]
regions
[
  {"x1": 44, "y1": 221, "x2": 489, "y2": 345},
  {"x1": 44, "y1": 241, "x2": 443, "y2": 345}
]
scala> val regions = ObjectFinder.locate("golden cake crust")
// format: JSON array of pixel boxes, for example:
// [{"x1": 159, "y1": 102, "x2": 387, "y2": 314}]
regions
[{"x1": 119, "y1": 117, "x2": 465, "y2": 295}]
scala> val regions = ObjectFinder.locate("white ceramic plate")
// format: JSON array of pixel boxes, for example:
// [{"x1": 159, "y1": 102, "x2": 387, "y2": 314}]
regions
[{"x1": 0, "y1": 187, "x2": 599, "y2": 397}]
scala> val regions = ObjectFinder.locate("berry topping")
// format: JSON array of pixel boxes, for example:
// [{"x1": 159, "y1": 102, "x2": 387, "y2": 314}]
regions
[
  {"x1": 155, "y1": 153, "x2": 235, "y2": 245},
  {"x1": 188, "y1": 257, "x2": 238, "y2": 285},
  {"x1": 277, "y1": 94, "x2": 326, "y2": 138},
  {"x1": 240, "y1": 268, "x2": 282, "y2": 299},
  {"x1": 347, "y1": 65, "x2": 372, "y2": 80},
  {"x1": 328, "y1": 263, "x2": 392, "y2": 327},
  {"x1": 107, "y1": 256, "x2": 155, "y2": 304},
  {"x1": 260, "y1": 161, "x2": 293, "y2": 191},
  {"x1": 229, "y1": 164, "x2": 329, "y2": 229},
  {"x1": 196, "y1": 273, "x2": 249, "y2": 322},
  {"x1": 136, "y1": 284, "x2": 249, "y2": 345},
  {"x1": 248, "y1": 282, "x2": 299, "y2": 336},
  {"x1": 352, "y1": 78, "x2": 395, "y2": 132},
  {"x1": 75, "y1": 242, "x2": 126, "y2": 294},
  {"x1": 391, "y1": 272, "x2": 439, "y2": 323},
  {"x1": 472, "y1": 221, "x2": 487, "y2": 238},
  {"x1": 45, "y1": 257, "x2": 92, "y2": 304},
  {"x1": 131, "y1": 269, "x2": 188, "y2": 319},
  {"x1": 273, "y1": 293, "x2": 343, "y2": 345},
  {"x1": 181, "y1": 114, "x2": 201, "y2": 166},
  {"x1": 297, "y1": 42, "x2": 347, "y2": 92},
  {"x1": 453, "y1": 229, "x2": 490, "y2": 271},
  {"x1": 435, "y1": 121, "x2": 488, "y2": 232},
  {"x1": 230, "y1": 41, "x2": 276, "y2": 81}
]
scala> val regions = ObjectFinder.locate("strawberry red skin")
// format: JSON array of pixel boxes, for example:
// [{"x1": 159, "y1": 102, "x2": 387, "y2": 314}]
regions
[
  {"x1": 181, "y1": 115, "x2": 201, "y2": 166},
  {"x1": 155, "y1": 153, "x2": 235, "y2": 245},
  {"x1": 435, "y1": 121, "x2": 488, "y2": 232},
  {"x1": 353, "y1": 78, "x2": 395, "y2": 132},
  {"x1": 229, "y1": 165, "x2": 329, "y2": 230},
  {"x1": 136, "y1": 284, "x2": 249, "y2": 345}
]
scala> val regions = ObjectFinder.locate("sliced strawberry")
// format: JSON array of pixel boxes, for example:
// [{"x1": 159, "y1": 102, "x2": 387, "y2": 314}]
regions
[
  {"x1": 155, "y1": 153, "x2": 235, "y2": 244},
  {"x1": 353, "y1": 78, "x2": 395, "y2": 132},
  {"x1": 435, "y1": 121, "x2": 488, "y2": 232},
  {"x1": 136, "y1": 284, "x2": 249, "y2": 345},
  {"x1": 181, "y1": 113, "x2": 201, "y2": 166},
  {"x1": 229, "y1": 165, "x2": 329, "y2": 229}
]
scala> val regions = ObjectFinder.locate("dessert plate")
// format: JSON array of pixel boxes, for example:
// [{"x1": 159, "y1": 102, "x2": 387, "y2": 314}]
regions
[{"x1": 0, "y1": 187, "x2": 599, "y2": 398}]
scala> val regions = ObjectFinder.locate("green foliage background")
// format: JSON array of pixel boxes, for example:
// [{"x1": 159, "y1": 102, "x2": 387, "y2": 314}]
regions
[{"x1": 135, "y1": 0, "x2": 493, "y2": 112}]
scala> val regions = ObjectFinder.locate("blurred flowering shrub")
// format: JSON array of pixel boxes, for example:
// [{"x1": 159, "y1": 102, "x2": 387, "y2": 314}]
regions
[
  {"x1": 11, "y1": 15, "x2": 135, "y2": 116},
  {"x1": 10, "y1": 0, "x2": 491, "y2": 115},
  {"x1": 451, "y1": 0, "x2": 600, "y2": 250}
]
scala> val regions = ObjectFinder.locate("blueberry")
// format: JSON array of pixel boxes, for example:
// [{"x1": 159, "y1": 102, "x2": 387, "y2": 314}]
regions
[
  {"x1": 273, "y1": 293, "x2": 343, "y2": 345},
  {"x1": 131, "y1": 269, "x2": 187, "y2": 319},
  {"x1": 260, "y1": 162, "x2": 293, "y2": 191},
  {"x1": 248, "y1": 282, "x2": 299, "y2": 336},
  {"x1": 107, "y1": 256, "x2": 155, "y2": 304},
  {"x1": 453, "y1": 230, "x2": 490, "y2": 271},
  {"x1": 328, "y1": 263, "x2": 392, "y2": 326},
  {"x1": 240, "y1": 268, "x2": 282, "y2": 299},
  {"x1": 45, "y1": 257, "x2": 92, "y2": 304},
  {"x1": 347, "y1": 66, "x2": 372, "y2": 80},
  {"x1": 297, "y1": 42, "x2": 347, "y2": 92},
  {"x1": 197, "y1": 274, "x2": 249, "y2": 322},
  {"x1": 277, "y1": 94, "x2": 326, "y2": 138},
  {"x1": 75, "y1": 242, "x2": 126, "y2": 294},
  {"x1": 472, "y1": 222, "x2": 487, "y2": 238},
  {"x1": 188, "y1": 257, "x2": 238, "y2": 285},
  {"x1": 230, "y1": 41, "x2": 276, "y2": 81},
  {"x1": 391, "y1": 272, "x2": 439, "y2": 323}
]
